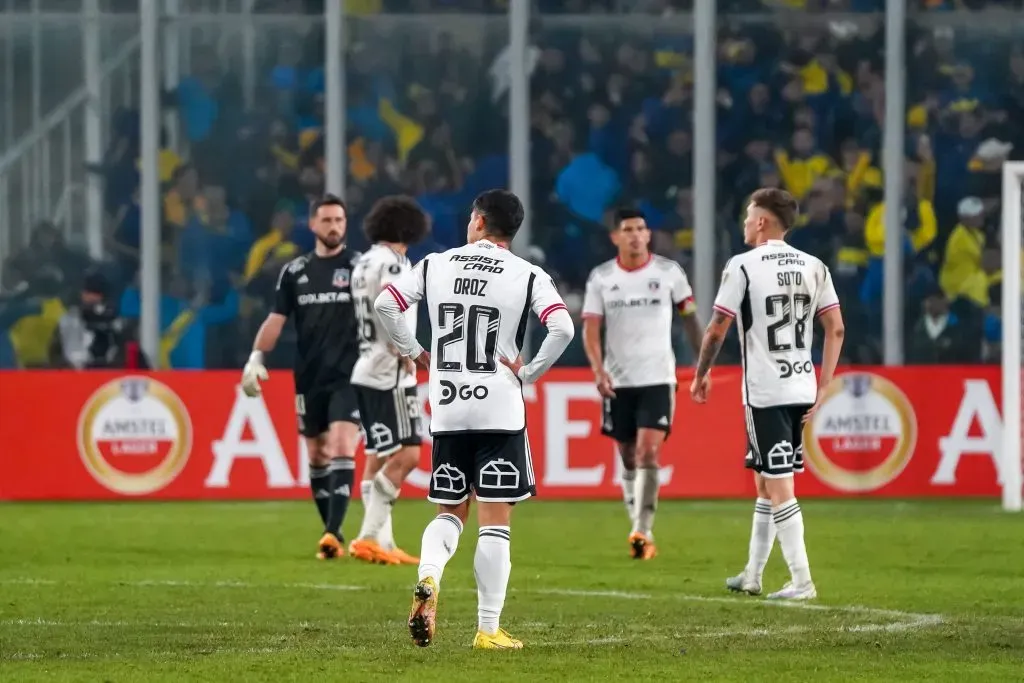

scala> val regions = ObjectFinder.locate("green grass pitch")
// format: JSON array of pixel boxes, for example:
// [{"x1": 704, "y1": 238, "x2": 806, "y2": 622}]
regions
[{"x1": 1, "y1": 500, "x2": 1022, "y2": 681}]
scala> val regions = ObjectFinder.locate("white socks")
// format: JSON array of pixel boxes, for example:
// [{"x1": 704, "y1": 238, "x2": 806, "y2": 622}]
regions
[
  {"x1": 417, "y1": 513, "x2": 463, "y2": 585},
  {"x1": 417, "y1": 518, "x2": 513, "y2": 636},
  {"x1": 620, "y1": 469, "x2": 637, "y2": 527},
  {"x1": 358, "y1": 476, "x2": 397, "y2": 549},
  {"x1": 634, "y1": 467, "x2": 659, "y2": 536},
  {"x1": 357, "y1": 472, "x2": 398, "y2": 545},
  {"x1": 773, "y1": 498, "x2": 812, "y2": 586},
  {"x1": 746, "y1": 497, "x2": 776, "y2": 580},
  {"x1": 475, "y1": 526, "x2": 511, "y2": 635}
]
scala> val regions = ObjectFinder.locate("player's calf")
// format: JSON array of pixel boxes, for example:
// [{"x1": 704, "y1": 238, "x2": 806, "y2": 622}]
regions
[
  {"x1": 764, "y1": 476, "x2": 815, "y2": 599},
  {"x1": 352, "y1": 447, "x2": 421, "y2": 564},
  {"x1": 630, "y1": 429, "x2": 663, "y2": 558},
  {"x1": 473, "y1": 502, "x2": 521, "y2": 649},
  {"x1": 617, "y1": 442, "x2": 637, "y2": 531},
  {"x1": 408, "y1": 509, "x2": 465, "y2": 647}
]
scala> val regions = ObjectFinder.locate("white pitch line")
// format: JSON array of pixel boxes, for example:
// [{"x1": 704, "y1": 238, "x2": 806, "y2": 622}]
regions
[
  {"x1": 531, "y1": 587, "x2": 943, "y2": 625},
  {"x1": 125, "y1": 579, "x2": 365, "y2": 591},
  {"x1": 1, "y1": 578, "x2": 947, "y2": 635}
]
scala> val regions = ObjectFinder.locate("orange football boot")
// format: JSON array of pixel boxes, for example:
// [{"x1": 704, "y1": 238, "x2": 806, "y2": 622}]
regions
[
  {"x1": 316, "y1": 532, "x2": 345, "y2": 560},
  {"x1": 348, "y1": 538, "x2": 400, "y2": 565},
  {"x1": 628, "y1": 531, "x2": 657, "y2": 560},
  {"x1": 388, "y1": 547, "x2": 420, "y2": 565}
]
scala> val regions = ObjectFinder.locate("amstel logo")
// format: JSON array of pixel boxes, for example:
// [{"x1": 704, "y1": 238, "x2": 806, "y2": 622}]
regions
[
  {"x1": 76, "y1": 377, "x2": 193, "y2": 495},
  {"x1": 803, "y1": 373, "x2": 917, "y2": 492}
]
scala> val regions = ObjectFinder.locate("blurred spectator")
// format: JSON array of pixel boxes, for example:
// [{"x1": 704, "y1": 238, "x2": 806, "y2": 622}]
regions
[
  {"x1": 243, "y1": 200, "x2": 303, "y2": 314},
  {"x1": 178, "y1": 185, "x2": 254, "y2": 296},
  {"x1": 51, "y1": 271, "x2": 141, "y2": 370},
  {"x1": 119, "y1": 275, "x2": 240, "y2": 369},
  {"x1": 2, "y1": 221, "x2": 90, "y2": 297},
  {"x1": 11, "y1": 3, "x2": 1020, "y2": 372},
  {"x1": 775, "y1": 127, "x2": 837, "y2": 201},
  {"x1": 0, "y1": 282, "x2": 63, "y2": 369},
  {"x1": 787, "y1": 179, "x2": 841, "y2": 261},
  {"x1": 907, "y1": 286, "x2": 976, "y2": 363},
  {"x1": 939, "y1": 196, "x2": 987, "y2": 300}
]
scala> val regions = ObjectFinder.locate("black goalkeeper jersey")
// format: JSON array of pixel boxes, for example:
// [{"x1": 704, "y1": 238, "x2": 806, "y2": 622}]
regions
[{"x1": 273, "y1": 248, "x2": 360, "y2": 394}]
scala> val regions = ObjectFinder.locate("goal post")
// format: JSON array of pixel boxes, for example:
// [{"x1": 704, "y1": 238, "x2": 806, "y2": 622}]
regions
[{"x1": 1001, "y1": 162, "x2": 1022, "y2": 512}]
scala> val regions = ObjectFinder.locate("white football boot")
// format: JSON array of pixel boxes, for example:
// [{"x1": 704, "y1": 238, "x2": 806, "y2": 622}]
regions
[
  {"x1": 766, "y1": 580, "x2": 817, "y2": 600},
  {"x1": 725, "y1": 570, "x2": 762, "y2": 596}
]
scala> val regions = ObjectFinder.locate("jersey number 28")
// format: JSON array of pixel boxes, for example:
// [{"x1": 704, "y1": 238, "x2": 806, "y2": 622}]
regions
[
  {"x1": 764, "y1": 293, "x2": 812, "y2": 352},
  {"x1": 436, "y1": 303, "x2": 500, "y2": 373}
]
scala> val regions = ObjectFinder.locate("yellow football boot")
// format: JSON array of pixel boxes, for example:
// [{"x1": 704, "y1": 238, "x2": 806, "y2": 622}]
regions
[
  {"x1": 408, "y1": 577, "x2": 439, "y2": 647},
  {"x1": 472, "y1": 628, "x2": 524, "y2": 650}
]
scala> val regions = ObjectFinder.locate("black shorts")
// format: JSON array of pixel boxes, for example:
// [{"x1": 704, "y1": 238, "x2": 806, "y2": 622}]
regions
[
  {"x1": 428, "y1": 430, "x2": 536, "y2": 504},
  {"x1": 743, "y1": 404, "x2": 811, "y2": 478},
  {"x1": 354, "y1": 385, "x2": 422, "y2": 457},
  {"x1": 296, "y1": 385, "x2": 360, "y2": 438},
  {"x1": 601, "y1": 384, "x2": 675, "y2": 444}
]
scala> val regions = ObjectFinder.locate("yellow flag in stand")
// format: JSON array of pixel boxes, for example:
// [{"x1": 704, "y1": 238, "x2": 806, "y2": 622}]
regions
[{"x1": 378, "y1": 98, "x2": 424, "y2": 164}]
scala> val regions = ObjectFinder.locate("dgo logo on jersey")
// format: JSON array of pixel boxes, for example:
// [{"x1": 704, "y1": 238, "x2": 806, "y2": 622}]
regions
[
  {"x1": 803, "y1": 373, "x2": 917, "y2": 492},
  {"x1": 76, "y1": 377, "x2": 193, "y2": 496}
]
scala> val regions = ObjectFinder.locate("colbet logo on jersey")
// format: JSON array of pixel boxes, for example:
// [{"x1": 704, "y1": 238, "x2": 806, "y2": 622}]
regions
[
  {"x1": 76, "y1": 377, "x2": 193, "y2": 495},
  {"x1": 803, "y1": 372, "x2": 917, "y2": 492},
  {"x1": 607, "y1": 297, "x2": 658, "y2": 309}
]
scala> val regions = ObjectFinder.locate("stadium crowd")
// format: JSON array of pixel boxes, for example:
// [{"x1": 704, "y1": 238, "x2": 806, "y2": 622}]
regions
[{"x1": 0, "y1": 0, "x2": 1021, "y2": 370}]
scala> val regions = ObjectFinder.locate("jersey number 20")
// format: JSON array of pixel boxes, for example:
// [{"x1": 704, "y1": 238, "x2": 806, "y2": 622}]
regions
[
  {"x1": 765, "y1": 293, "x2": 812, "y2": 352},
  {"x1": 436, "y1": 303, "x2": 500, "y2": 373}
]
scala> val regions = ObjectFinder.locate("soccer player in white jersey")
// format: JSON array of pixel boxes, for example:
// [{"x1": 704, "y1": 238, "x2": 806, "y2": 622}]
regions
[
  {"x1": 348, "y1": 196, "x2": 431, "y2": 566},
  {"x1": 690, "y1": 188, "x2": 845, "y2": 601},
  {"x1": 582, "y1": 208, "x2": 703, "y2": 560},
  {"x1": 374, "y1": 189, "x2": 574, "y2": 650}
]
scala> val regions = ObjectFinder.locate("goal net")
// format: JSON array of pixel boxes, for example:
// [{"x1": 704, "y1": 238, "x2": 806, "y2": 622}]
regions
[{"x1": 1002, "y1": 162, "x2": 1023, "y2": 512}]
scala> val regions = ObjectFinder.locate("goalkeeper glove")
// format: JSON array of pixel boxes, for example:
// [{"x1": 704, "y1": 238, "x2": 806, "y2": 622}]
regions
[{"x1": 241, "y1": 351, "x2": 269, "y2": 397}]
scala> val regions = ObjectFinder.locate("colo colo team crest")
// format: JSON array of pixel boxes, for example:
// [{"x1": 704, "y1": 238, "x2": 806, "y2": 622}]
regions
[
  {"x1": 76, "y1": 377, "x2": 193, "y2": 496},
  {"x1": 333, "y1": 268, "x2": 350, "y2": 288}
]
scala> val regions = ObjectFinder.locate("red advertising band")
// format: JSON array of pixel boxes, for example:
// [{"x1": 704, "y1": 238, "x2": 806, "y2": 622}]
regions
[{"x1": 0, "y1": 367, "x2": 1005, "y2": 501}]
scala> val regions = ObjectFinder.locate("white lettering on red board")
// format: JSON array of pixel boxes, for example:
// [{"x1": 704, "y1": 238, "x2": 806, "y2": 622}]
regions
[
  {"x1": 543, "y1": 382, "x2": 605, "y2": 486},
  {"x1": 208, "y1": 386, "x2": 295, "y2": 488},
  {"x1": 541, "y1": 382, "x2": 674, "y2": 487},
  {"x1": 206, "y1": 382, "x2": 677, "y2": 491},
  {"x1": 933, "y1": 379, "x2": 1005, "y2": 485}
]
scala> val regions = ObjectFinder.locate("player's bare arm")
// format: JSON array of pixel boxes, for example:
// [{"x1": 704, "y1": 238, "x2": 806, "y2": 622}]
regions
[
  {"x1": 679, "y1": 310, "x2": 704, "y2": 361},
  {"x1": 691, "y1": 311, "x2": 733, "y2": 403},
  {"x1": 804, "y1": 306, "x2": 845, "y2": 423},
  {"x1": 582, "y1": 315, "x2": 614, "y2": 398}
]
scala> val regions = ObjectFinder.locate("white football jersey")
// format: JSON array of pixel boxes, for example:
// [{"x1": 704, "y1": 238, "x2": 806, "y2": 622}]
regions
[
  {"x1": 350, "y1": 245, "x2": 418, "y2": 391},
  {"x1": 582, "y1": 255, "x2": 695, "y2": 388},
  {"x1": 713, "y1": 239, "x2": 840, "y2": 408},
  {"x1": 378, "y1": 239, "x2": 569, "y2": 435}
]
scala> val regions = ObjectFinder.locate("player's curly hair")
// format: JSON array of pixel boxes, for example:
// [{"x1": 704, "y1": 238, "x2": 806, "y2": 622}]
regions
[{"x1": 363, "y1": 195, "x2": 431, "y2": 245}]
